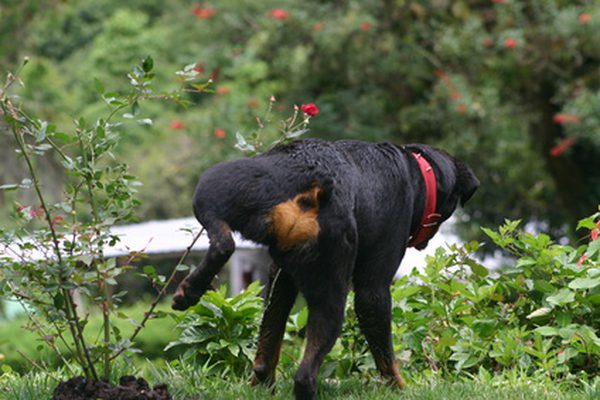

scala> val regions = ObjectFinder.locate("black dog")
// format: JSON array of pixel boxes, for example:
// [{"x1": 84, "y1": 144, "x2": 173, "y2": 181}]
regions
[{"x1": 172, "y1": 138, "x2": 478, "y2": 399}]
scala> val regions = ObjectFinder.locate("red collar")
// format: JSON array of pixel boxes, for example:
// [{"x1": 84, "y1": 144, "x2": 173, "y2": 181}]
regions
[{"x1": 408, "y1": 152, "x2": 442, "y2": 249}]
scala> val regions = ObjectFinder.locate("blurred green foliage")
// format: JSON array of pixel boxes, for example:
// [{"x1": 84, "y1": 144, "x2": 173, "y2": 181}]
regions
[
  {"x1": 0, "y1": 302, "x2": 179, "y2": 373},
  {"x1": 1, "y1": 0, "x2": 599, "y2": 240}
]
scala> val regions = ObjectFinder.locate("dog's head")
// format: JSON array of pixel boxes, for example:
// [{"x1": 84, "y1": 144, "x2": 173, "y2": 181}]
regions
[
  {"x1": 433, "y1": 152, "x2": 480, "y2": 224},
  {"x1": 405, "y1": 145, "x2": 479, "y2": 249}
]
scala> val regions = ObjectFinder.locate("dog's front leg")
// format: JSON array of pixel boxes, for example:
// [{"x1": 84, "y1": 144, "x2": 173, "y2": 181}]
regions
[
  {"x1": 252, "y1": 267, "x2": 298, "y2": 386},
  {"x1": 172, "y1": 221, "x2": 235, "y2": 311}
]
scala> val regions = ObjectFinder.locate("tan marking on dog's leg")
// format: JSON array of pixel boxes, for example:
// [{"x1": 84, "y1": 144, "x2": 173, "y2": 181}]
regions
[{"x1": 269, "y1": 187, "x2": 322, "y2": 250}]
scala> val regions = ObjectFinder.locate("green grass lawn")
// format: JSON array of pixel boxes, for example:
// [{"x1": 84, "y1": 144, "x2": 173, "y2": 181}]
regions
[
  {"x1": 0, "y1": 301, "x2": 179, "y2": 372},
  {"x1": 1, "y1": 303, "x2": 599, "y2": 400},
  {"x1": 1, "y1": 368, "x2": 598, "y2": 400}
]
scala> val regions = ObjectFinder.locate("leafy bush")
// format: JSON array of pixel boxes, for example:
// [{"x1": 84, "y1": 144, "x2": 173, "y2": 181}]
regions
[
  {"x1": 167, "y1": 211, "x2": 600, "y2": 382},
  {"x1": 0, "y1": 57, "x2": 209, "y2": 381},
  {"x1": 165, "y1": 281, "x2": 263, "y2": 376},
  {"x1": 392, "y1": 214, "x2": 600, "y2": 378}
]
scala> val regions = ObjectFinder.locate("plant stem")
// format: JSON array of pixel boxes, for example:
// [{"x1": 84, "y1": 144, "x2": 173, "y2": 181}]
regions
[{"x1": 2, "y1": 97, "x2": 98, "y2": 380}]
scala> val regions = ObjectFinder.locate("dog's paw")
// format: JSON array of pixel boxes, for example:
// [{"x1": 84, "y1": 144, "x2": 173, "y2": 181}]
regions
[
  {"x1": 171, "y1": 282, "x2": 215, "y2": 311},
  {"x1": 171, "y1": 283, "x2": 200, "y2": 311}
]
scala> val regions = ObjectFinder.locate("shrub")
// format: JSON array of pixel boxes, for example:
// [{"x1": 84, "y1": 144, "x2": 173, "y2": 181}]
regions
[
  {"x1": 167, "y1": 211, "x2": 600, "y2": 382},
  {"x1": 165, "y1": 281, "x2": 264, "y2": 376}
]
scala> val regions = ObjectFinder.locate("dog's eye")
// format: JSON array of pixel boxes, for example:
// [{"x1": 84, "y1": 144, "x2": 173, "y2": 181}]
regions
[{"x1": 297, "y1": 196, "x2": 315, "y2": 210}]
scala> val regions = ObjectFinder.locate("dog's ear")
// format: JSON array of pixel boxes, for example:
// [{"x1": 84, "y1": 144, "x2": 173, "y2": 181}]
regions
[{"x1": 454, "y1": 160, "x2": 479, "y2": 206}]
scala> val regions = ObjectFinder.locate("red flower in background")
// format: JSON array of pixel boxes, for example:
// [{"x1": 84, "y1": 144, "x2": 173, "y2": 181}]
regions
[
  {"x1": 52, "y1": 215, "x2": 64, "y2": 227},
  {"x1": 553, "y1": 113, "x2": 581, "y2": 124},
  {"x1": 269, "y1": 9, "x2": 288, "y2": 20},
  {"x1": 17, "y1": 204, "x2": 44, "y2": 219},
  {"x1": 592, "y1": 228, "x2": 599, "y2": 241},
  {"x1": 482, "y1": 38, "x2": 494, "y2": 48},
  {"x1": 214, "y1": 128, "x2": 226, "y2": 139},
  {"x1": 170, "y1": 120, "x2": 184, "y2": 129},
  {"x1": 216, "y1": 86, "x2": 230, "y2": 95},
  {"x1": 247, "y1": 99, "x2": 259, "y2": 109},
  {"x1": 193, "y1": 5, "x2": 215, "y2": 19},
  {"x1": 193, "y1": 64, "x2": 205, "y2": 74},
  {"x1": 579, "y1": 13, "x2": 591, "y2": 23},
  {"x1": 549, "y1": 137, "x2": 576, "y2": 157},
  {"x1": 504, "y1": 38, "x2": 517, "y2": 48},
  {"x1": 456, "y1": 104, "x2": 467, "y2": 113},
  {"x1": 313, "y1": 22, "x2": 323, "y2": 32},
  {"x1": 435, "y1": 70, "x2": 448, "y2": 79},
  {"x1": 301, "y1": 103, "x2": 319, "y2": 116},
  {"x1": 360, "y1": 22, "x2": 371, "y2": 32},
  {"x1": 577, "y1": 253, "x2": 587, "y2": 266}
]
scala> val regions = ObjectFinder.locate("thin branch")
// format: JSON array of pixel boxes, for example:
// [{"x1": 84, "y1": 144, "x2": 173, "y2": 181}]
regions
[{"x1": 109, "y1": 228, "x2": 205, "y2": 361}]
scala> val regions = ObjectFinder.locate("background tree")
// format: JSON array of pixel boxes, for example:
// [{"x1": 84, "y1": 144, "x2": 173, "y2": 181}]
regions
[{"x1": 1, "y1": 0, "x2": 598, "y2": 241}]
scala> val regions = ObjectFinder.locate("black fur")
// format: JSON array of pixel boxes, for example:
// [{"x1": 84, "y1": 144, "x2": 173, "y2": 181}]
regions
[{"x1": 173, "y1": 138, "x2": 479, "y2": 399}]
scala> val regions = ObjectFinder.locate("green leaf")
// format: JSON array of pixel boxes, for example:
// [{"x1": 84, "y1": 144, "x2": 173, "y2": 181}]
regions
[
  {"x1": 546, "y1": 289, "x2": 575, "y2": 307},
  {"x1": 535, "y1": 326, "x2": 558, "y2": 336},
  {"x1": 533, "y1": 280, "x2": 555, "y2": 294},
  {"x1": 94, "y1": 78, "x2": 105, "y2": 95},
  {"x1": 142, "y1": 56, "x2": 154, "y2": 73},
  {"x1": 577, "y1": 214, "x2": 599, "y2": 231},
  {"x1": 568, "y1": 277, "x2": 600, "y2": 290},
  {"x1": 143, "y1": 265, "x2": 156, "y2": 276},
  {"x1": 586, "y1": 294, "x2": 600, "y2": 304},
  {"x1": 466, "y1": 260, "x2": 488, "y2": 277},
  {"x1": 587, "y1": 239, "x2": 600, "y2": 257}
]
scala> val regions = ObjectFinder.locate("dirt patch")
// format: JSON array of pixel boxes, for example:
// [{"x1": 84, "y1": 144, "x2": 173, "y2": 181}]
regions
[{"x1": 52, "y1": 375, "x2": 171, "y2": 400}]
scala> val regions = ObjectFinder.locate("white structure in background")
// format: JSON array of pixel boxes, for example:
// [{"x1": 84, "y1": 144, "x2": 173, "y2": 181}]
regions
[
  {"x1": 2, "y1": 216, "x2": 463, "y2": 297},
  {"x1": 1, "y1": 216, "x2": 469, "y2": 320},
  {"x1": 106, "y1": 216, "x2": 462, "y2": 291},
  {"x1": 106, "y1": 217, "x2": 271, "y2": 294}
]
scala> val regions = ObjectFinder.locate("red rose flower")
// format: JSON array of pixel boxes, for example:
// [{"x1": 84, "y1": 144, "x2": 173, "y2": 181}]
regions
[
  {"x1": 193, "y1": 64, "x2": 205, "y2": 74},
  {"x1": 504, "y1": 38, "x2": 517, "y2": 48},
  {"x1": 170, "y1": 120, "x2": 184, "y2": 130},
  {"x1": 549, "y1": 137, "x2": 576, "y2": 157},
  {"x1": 214, "y1": 128, "x2": 226, "y2": 139},
  {"x1": 301, "y1": 103, "x2": 319, "y2": 116},
  {"x1": 193, "y1": 5, "x2": 215, "y2": 19},
  {"x1": 269, "y1": 9, "x2": 288, "y2": 20},
  {"x1": 579, "y1": 13, "x2": 591, "y2": 23},
  {"x1": 553, "y1": 113, "x2": 581, "y2": 124}
]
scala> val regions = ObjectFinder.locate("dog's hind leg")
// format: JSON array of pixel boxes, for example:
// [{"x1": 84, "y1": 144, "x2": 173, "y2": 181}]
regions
[
  {"x1": 294, "y1": 282, "x2": 348, "y2": 400},
  {"x1": 172, "y1": 220, "x2": 235, "y2": 311},
  {"x1": 353, "y1": 256, "x2": 407, "y2": 389},
  {"x1": 252, "y1": 266, "x2": 298, "y2": 386}
]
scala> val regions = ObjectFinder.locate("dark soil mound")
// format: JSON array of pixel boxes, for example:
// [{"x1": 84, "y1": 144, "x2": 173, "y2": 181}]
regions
[{"x1": 52, "y1": 375, "x2": 171, "y2": 400}]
